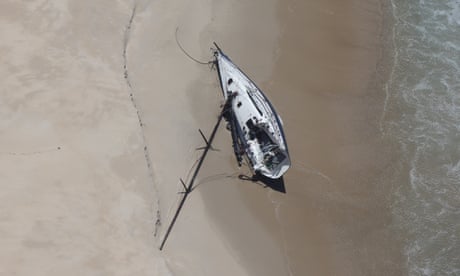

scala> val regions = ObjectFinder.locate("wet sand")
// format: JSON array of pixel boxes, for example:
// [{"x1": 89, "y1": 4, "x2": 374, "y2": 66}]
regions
[
  {"x1": 199, "y1": 0, "x2": 406, "y2": 275},
  {"x1": 0, "y1": 0, "x2": 404, "y2": 275}
]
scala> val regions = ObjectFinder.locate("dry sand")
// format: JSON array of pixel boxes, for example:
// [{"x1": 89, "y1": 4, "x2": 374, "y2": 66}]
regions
[
  {"x1": 1, "y1": 0, "x2": 404, "y2": 275},
  {"x1": 0, "y1": 1, "x2": 168, "y2": 275},
  {"x1": 0, "y1": 0, "x2": 245, "y2": 275}
]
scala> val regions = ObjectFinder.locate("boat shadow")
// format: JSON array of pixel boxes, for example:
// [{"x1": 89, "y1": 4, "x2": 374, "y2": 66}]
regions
[{"x1": 238, "y1": 173, "x2": 286, "y2": 194}]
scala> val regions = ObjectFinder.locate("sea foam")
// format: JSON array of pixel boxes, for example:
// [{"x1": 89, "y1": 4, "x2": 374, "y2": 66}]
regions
[{"x1": 384, "y1": 0, "x2": 460, "y2": 275}]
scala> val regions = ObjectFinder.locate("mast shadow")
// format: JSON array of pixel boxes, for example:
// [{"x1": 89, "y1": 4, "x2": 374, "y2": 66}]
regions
[{"x1": 239, "y1": 173, "x2": 286, "y2": 194}]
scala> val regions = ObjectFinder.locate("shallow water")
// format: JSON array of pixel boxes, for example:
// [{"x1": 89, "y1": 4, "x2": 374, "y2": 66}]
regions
[{"x1": 383, "y1": 0, "x2": 460, "y2": 274}]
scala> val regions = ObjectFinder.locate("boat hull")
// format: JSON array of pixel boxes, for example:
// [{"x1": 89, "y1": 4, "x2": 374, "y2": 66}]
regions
[{"x1": 214, "y1": 44, "x2": 290, "y2": 179}]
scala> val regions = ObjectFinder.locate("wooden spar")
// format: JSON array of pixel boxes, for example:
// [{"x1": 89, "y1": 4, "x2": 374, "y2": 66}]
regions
[{"x1": 159, "y1": 98, "x2": 231, "y2": 251}]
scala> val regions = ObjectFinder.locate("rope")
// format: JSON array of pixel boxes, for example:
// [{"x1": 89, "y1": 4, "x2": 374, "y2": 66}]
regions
[{"x1": 175, "y1": 27, "x2": 213, "y2": 65}]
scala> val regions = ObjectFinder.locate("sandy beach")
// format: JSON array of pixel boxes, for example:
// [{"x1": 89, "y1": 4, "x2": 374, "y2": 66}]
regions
[{"x1": 1, "y1": 0, "x2": 404, "y2": 275}]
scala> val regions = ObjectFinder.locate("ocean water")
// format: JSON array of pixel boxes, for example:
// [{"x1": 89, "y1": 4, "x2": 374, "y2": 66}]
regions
[{"x1": 383, "y1": 0, "x2": 460, "y2": 274}]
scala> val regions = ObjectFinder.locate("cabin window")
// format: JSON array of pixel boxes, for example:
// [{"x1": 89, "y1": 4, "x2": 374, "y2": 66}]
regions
[{"x1": 237, "y1": 102, "x2": 242, "y2": 108}]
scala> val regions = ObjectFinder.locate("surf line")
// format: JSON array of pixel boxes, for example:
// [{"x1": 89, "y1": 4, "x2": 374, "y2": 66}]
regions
[
  {"x1": 159, "y1": 97, "x2": 232, "y2": 250},
  {"x1": 122, "y1": 5, "x2": 162, "y2": 237}
]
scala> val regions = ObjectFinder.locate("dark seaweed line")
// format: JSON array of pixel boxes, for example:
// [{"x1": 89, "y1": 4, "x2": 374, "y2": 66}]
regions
[{"x1": 123, "y1": 5, "x2": 162, "y2": 238}]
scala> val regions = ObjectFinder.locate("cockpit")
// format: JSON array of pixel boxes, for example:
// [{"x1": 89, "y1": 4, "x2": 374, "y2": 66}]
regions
[{"x1": 245, "y1": 119, "x2": 286, "y2": 170}]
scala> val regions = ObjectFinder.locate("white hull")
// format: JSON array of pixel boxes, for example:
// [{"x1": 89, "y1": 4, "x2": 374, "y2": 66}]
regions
[{"x1": 214, "y1": 45, "x2": 290, "y2": 179}]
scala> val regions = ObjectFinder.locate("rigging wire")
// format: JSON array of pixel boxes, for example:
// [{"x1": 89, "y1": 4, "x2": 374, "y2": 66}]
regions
[{"x1": 175, "y1": 27, "x2": 213, "y2": 65}]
